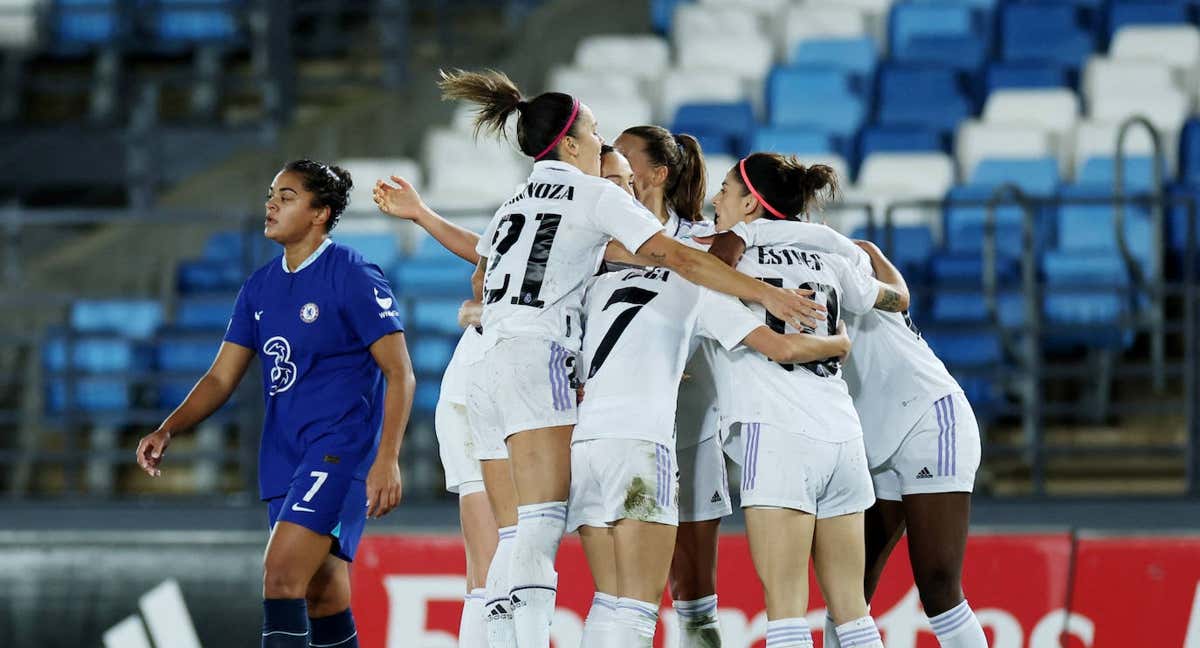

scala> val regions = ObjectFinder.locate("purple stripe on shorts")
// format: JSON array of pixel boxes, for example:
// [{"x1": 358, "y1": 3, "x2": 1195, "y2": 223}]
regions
[
  {"x1": 547, "y1": 343, "x2": 562, "y2": 410},
  {"x1": 548, "y1": 342, "x2": 571, "y2": 412},
  {"x1": 934, "y1": 397, "x2": 947, "y2": 477},
  {"x1": 744, "y1": 423, "x2": 760, "y2": 491},
  {"x1": 948, "y1": 395, "x2": 958, "y2": 476}
]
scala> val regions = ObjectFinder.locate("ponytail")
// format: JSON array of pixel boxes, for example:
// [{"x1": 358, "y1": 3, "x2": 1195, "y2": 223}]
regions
[
  {"x1": 620, "y1": 126, "x2": 708, "y2": 222},
  {"x1": 439, "y1": 68, "x2": 580, "y2": 162},
  {"x1": 734, "y1": 153, "x2": 840, "y2": 220}
]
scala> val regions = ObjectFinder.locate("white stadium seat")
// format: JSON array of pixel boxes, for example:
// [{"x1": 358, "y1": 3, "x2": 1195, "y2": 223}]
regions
[
  {"x1": 1072, "y1": 118, "x2": 1175, "y2": 179},
  {"x1": 0, "y1": 0, "x2": 39, "y2": 49},
  {"x1": 1090, "y1": 89, "x2": 1189, "y2": 134},
  {"x1": 703, "y1": 154, "x2": 738, "y2": 201},
  {"x1": 574, "y1": 35, "x2": 671, "y2": 81},
  {"x1": 697, "y1": 0, "x2": 789, "y2": 14},
  {"x1": 657, "y1": 69, "x2": 748, "y2": 125},
  {"x1": 675, "y1": 34, "x2": 774, "y2": 81},
  {"x1": 955, "y1": 121, "x2": 1055, "y2": 180},
  {"x1": 584, "y1": 94, "x2": 654, "y2": 143},
  {"x1": 1084, "y1": 57, "x2": 1177, "y2": 104},
  {"x1": 783, "y1": 5, "x2": 868, "y2": 56},
  {"x1": 674, "y1": 5, "x2": 763, "y2": 41},
  {"x1": 983, "y1": 89, "x2": 1080, "y2": 135},
  {"x1": 546, "y1": 66, "x2": 643, "y2": 107},
  {"x1": 853, "y1": 152, "x2": 957, "y2": 233},
  {"x1": 1110, "y1": 25, "x2": 1200, "y2": 72},
  {"x1": 422, "y1": 128, "x2": 527, "y2": 211},
  {"x1": 336, "y1": 158, "x2": 423, "y2": 215}
]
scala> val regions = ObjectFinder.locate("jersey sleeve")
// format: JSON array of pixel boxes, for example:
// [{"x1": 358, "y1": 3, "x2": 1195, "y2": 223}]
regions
[
  {"x1": 475, "y1": 211, "x2": 503, "y2": 259},
  {"x1": 223, "y1": 282, "x2": 256, "y2": 349},
  {"x1": 829, "y1": 254, "x2": 880, "y2": 316},
  {"x1": 737, "y1": 220, "x2": 861, "y2": 257},
  {"x1": 695, "y1": 288, "x2": 765, "y2": 351},
  {"x1": 591, "y1": 183, "x2": 665, "y2": 252},
  {"x1": 343, "y1": 262, "x2": 406, "y2": 347}
]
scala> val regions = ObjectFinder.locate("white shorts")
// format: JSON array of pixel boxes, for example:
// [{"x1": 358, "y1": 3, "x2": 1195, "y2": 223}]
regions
[
  {"x1": 567, "y1": 438, "x2": 679, "y2": 532},
  {"x1": 465, "y1": 337, "x2": 579, "y2": 460},
  {"x1": 872, "y1": 392, "x2": 980, "y2": 501},
  {"x1": 677, "y1": 435, "x2": 732, "y2": 522},
  {"x1": 434, "y1": 398, "x2": 484, "y2": 496},
  {"x1": 738, "y1": 422, "x2": 875, "y2": 518}
]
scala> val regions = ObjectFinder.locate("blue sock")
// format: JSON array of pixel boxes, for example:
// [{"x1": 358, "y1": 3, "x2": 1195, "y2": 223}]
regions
[
  {"x1": 263, "y1": 598, "x2": 309, "y2": 647},
  {"x1": 309, "y1": 608, "x2": 359, "y2": 647}
]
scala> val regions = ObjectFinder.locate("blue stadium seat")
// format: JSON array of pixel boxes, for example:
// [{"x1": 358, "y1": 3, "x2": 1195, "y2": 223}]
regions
[
  {"x1": 985, "y1": 62, "x2": 1072, "y2": 94},
  {"x1": 930, "y1": 290, "x2": 1026, "y2": 326},
  {"x1": 923, "y1": 329, "x2": 1003, "y2": 367},
  {"x1": 857, "y1": 125, "x2": 946, "y2": 159},
  {"x1": 943, "y1": 185, "x2": 1055, "y2": 256},
  {"x1": 201, "y1": 230, "x2": 274, "y2": 265},
  {"x1": 749, "y1": 126, "x2": 833, "y2": 156},
  {"x1": 1042, "y1": 251, "x2": 1134, "y2": 346},
  {"x1": 155, "y1": 331, "x2": 221, "y2": 372},
  {"x1": 43, "y1": 335, "x2": 138, "y2": 373},
  {"x1": 414, "y1": 381, "x2": 440, "y2": 414},
  {"x1": 1076, "y1": 156, "x2": 1162, "y2": 193},
  {"x1": 1000, "y1": 4, "x2": 1095, "y2": 66},
  {"x1": 412, "y1": 299, "x2": 466, "y2": 335},
  {"x1": 411, "y1": 235, "x2": 465, "y2": 262},
  {"x1": 876, "y1": 64, "x2": 972, "y2": 134},
  {"x1": 53, "y1": 0, "x2": 120, "y2": 49},
  {"x1": 1057, "y1": 184, "x2": 1154, "y2": 264},
  {"x1": 767, "y1": 66, "x2": 866, "y2": 136},
  {"x1": 335, "y1": 232, "x2": 400, "y2": 269},
  {"x1": 177, "y1": 259, "x2": 244, "y2": 294},
  {"x1": 1107, "y1": 1, "x2": 1189, "y2": 41},
  {"x1": 889, "y1": 3, "x2": 987, "y2": 69},
  {"x1": 791, "y1": 38, "x2": 877, "y2": 78},
  {"x1": 651, "y1": 0, "x2": 685, "y2": 34},
  {"x1": 1167, "y1": 184, "x2": 1200, "y2": 257},
  {"x1": 969, "y1": 157, "x2": 1061, "y2": 195},
  {"x1": 1180, "y1": 118, "x2": 1200, "y2": 187},
  {"x1": 955, "y1": 374, "x2": 1001, "y2": 414},
  {"x1": 851, "y1": 225, "x2": 935, "y2": 279},
  {"x1": 410, "y1": 336, "x2": 457, "y2": 374},
  {"x1": 176, "y1": 295, "x2": 235, "y2": 330},
  {"x1": 389, "y1": 259, "x2": 475, "y2": 298},
  {"x1": 151, "y1": 0, "x2": 240, "y2": 44},
  {"x1": 673, "y1": 102, "x2": 756, "y2": 158},
  {"x1": 45, "y1": 378, "x2": 132, "y2": 413},
  {"x1": 71, "y1": 300, "x2": 164, "y2": 339},
  {"x1": 929, "y1": 252, "x2": 1019, "y2": 284}
]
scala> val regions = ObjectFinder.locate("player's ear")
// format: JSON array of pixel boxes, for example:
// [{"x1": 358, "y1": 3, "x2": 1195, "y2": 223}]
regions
[
  {"x1": 652, "y1": 163, "x2": 669, "y2": 188},
  {"x1": 312, "y1": 205, "x2": 331, "y2": 229}
]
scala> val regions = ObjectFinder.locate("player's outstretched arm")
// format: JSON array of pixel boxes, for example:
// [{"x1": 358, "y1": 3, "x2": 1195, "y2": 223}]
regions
[
  {"x1": 366, "y1": 331, "x2": 416, "y2": 519},
  {"x1": 855, "y1": 240, "x2": 910, "y2": 312},
  {"x1": 374, "y1": 175, "x2": 481, "y2": 264},
  {"x1": 636, "y1": 232, "x2": 826, "y2": 329},
  {"x1": 742, "y1": 325, "x2": 851, "y2": 364},
  {"x1": 707, "y1": 231, "x2": 747, "y2": 268},
  {"x1": 136, "y1": 341, "x2": 254, "y2": 477}
]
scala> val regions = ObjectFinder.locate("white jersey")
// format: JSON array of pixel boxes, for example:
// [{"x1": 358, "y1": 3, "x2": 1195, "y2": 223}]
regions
[
  {"x1": 574, "y1": 267, "x2": 763, "y2": 445},
  {"x1": 714, "y1": 241, "x2": 880, "y2": 442},
  {"x1": 733, "y1": 220, "x2": 964, "y2": 465},
  {"x1": 439, "y1": 326, "x2": 484, "y2": 406},
  {"x1": 475, "y1": 160, "x2": 664, "y2": 351}
]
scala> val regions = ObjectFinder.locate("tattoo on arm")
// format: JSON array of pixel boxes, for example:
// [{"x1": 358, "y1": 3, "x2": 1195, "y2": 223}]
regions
[
  {"x1": 648, "y1": 252, "x2": 667, "y2": 263},
  {"x1": 877, "y1": 287, "x2": 904, "y2": 312}
]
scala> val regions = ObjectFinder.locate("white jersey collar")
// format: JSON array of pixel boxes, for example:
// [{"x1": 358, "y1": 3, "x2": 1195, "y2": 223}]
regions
[
  {"x1": 281, "y1": 237, "x2": 333, "y2": 274},
  {"x1": 533, "y1": 160, "x2": 583, "y2": 175}
]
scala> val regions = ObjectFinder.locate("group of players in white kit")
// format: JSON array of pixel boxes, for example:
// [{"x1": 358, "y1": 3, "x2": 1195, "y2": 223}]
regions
[{"x1": 372, "y1": 69, "x2": 991, "y2": 648}]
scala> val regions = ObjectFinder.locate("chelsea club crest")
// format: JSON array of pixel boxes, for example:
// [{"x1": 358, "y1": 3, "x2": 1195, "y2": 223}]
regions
[{"x1": 300, "y1": 302, "x2": 320, "y2": 323}]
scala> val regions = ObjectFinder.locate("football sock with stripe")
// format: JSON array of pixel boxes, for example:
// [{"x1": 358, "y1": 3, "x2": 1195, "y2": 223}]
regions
[
  {"x1": 486, "y1": 526, "x2": 518, "y2": 648},
  {"x1": 510, "y1": 501, "x2": 567, "y2": 648},
  {"x1": 580, "y1": 592, "x2": 618, "y2": 648},
  {"x1": 458, "y1": 589, "x2": 487, "y2": 648},
  {"x1": 834, "y1": 617, "x2": 884, "y2": 648},
  {"x1": 766, "y1": 618, "x2": 814, "y2": 647},
  {"x1": 673, "y1": 596, "x2": 722, "y2": 647},
  {"x1": 928, "y1": 600, "x2": 988, "y2": 648},
  {"x1": 823, "y1": 614, "x2": 841, "y2": 648},
  {"x1": 610, "y1": 598, "x2": 659, "y2": 647},
  {"x1": 262, "y1": 598, "x2": 308, "y2": 648},
  {"x1": 308, "y1": 608, "x2": 357, "y2": 648}
]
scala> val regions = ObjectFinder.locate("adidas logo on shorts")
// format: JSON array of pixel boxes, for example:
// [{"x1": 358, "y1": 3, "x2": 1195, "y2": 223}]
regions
[
  {"x1": 710, "y1": 491, "x2": 722, "y2": 503},
  {"x1": 916, "y1": 467, "x2": 934, "y2": 479}
]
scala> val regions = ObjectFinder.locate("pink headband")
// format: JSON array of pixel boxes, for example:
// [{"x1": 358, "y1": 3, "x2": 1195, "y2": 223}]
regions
[
  {"x1": 739, "y1": 158, "x2": 788, "y2": 220},
  {"x1": 533, "y1": 98, "x2": 581, "y2": 161}
]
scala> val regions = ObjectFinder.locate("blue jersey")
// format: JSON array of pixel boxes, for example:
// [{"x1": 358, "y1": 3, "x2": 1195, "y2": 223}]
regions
[{"x1": 224, "y1": 239, "x2": 405, "y2": 499}]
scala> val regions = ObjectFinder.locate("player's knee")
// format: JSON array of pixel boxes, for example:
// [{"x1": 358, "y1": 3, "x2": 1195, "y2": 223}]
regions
[
  {"x1": 913, "y1": 563, "x2": 962, "y2": 612},
  {"x1": 669, "y1": 565, "x2": 715, "y2": 601},
  {"x1": 263, "y1": 561, "x2": 308, "y2": 600}
]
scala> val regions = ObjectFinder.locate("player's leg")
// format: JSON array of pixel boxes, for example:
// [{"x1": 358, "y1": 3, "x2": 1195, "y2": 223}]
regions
[
  {"x1": 744, "y1": 507, "x2": 816, "y2": 647},
  {"x1": 824, "y1": 495, "x2": 903, "y2": 648},
  {"x1": 460, "y1": 486, "x2": 498, "y2": 648},
  {"x1": 578, "y1": 525, "x2": 618, "y2": 648},
  {"x1": 480, "y1": 458, "x2": 519, "y2": 648},
  {"x1": 305, "y1": 555, "x2": 358, "y2": 647},
  {"x1": 506, "y1": 424, "x2": 573, "y2": 648},
  {"x1": 262, "y1": 521, "x2": 333, "y2": 647},
  {"x1": 609, "y1": 519, "x2": 676, "y2": 647},
  {"x1": 671, "y1": 434, "x2": 730, "y2": 647}
]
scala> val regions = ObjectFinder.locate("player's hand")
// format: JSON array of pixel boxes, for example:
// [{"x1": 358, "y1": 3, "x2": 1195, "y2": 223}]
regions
[
  {"x1": 833, "y1": 320, "x2": 851, "y2": 361},
  {"x1": 458, "y1": 300, "x2": 483, "y2": 329},
  {"x1": 135, "y1": 427, "x2": 173, "y2": 477},
  {"x1": 763, "y1": 286, "x2": 826, "y2": 330},
  {"x1": 373, "y1": 176, "x2": 426, "y2": 222},
  {"x1": 366, "y1": 458, "x2": 402, "y2": 519},
  {"x1": 576, "y1": 385, "x2": 585, "y2": 405}
]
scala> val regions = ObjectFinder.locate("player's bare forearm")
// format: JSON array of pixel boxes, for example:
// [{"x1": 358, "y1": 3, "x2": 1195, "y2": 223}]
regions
[
  {"x1": 604, "y1": 240, "x2": 648, "y2": 266},
  {"x1": 371, "y1": 333, "x2": 415, "y2": 460},
  {"x1": 856, "y1": 240, "x2": 910, "y2": 312},
  {"x1": 416, "y1": 206, "x2": 482, "y2": 265},
  {"x1": 743, "y1": 327, "x2": 849, "y2": 364},
  {"x1": 471, "y1": 259, "x2": 486, "y2": 302},
  {"x1": 707, "y1": 231, "x2": 746, "y2": 268}
]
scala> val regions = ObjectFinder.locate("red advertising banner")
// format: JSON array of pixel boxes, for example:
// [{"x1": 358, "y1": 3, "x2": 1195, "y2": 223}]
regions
[{"x1": 353, "y1": 531, "x2": 1200, "y2": 648}]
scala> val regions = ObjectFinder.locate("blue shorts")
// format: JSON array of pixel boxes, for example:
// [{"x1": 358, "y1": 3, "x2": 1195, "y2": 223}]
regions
[{"x1": 267, "y1": 453, "x2": 368, "y2": 562}]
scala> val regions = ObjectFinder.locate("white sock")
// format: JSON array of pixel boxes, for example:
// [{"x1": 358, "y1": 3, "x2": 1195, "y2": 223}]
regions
[
  {"x1": 673, "y1": 596, "x2": 722, "y2": 647},
  {"x1": 611, "y1": 598, "x2": 658, "y2": 647},
  {"x1": 928, "y1": 600, "x2": 988, "y2": 648},
  {"x1": 766, "y1": 618, "x2": 814, "y2": 647},
  {"x1": 835, "y1": 617, "x2": 883, "y2": 648},
  {"x1": 459, "y1": 589, "x2": 487, "y2": 648},
  {"x1": 485, "y1": 526, "x2": 517, "y2": 648},
  {"x1": 509, "y1": 502, "x2": 567, "y2": 648},
  {"x1": 580, "y1": 592, "x2": 618, "y2": 648},
  {"x1": 823, "y1": 615, "x2": 841, "y2": 648}
]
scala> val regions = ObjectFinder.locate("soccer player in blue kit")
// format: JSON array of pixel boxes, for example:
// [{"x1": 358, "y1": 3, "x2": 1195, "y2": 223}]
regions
[{"x1": 135, "y1": 159, "x2": 416, "y2": 648}]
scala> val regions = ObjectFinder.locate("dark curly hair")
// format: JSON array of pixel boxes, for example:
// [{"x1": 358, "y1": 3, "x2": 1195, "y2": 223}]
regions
[{"x1": 284, "y1": 159, "x2": 354, "y2": 231}]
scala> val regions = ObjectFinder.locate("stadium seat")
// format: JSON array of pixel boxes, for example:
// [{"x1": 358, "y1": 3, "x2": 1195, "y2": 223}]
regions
[
  {"x1": 422, "y1": 128, "x2": 527, "y2": 210},
  {"x1": 943, "y1": 184, "x2": 1053, "y2": 257},
  {"x1": 1089, "y1": 91, "x2": 1189, "y2": 136},
  {"x1": 1042, "y1": 251, "x2": 1134, "y2": 346},
  {"x1": 414, "y1": 381, "x2": 440, "y2": 414},
  {"x1": 410, "y1": 337, "x2": 457, "y2": 374},
  {"x1": 657, "y1": 70, "x2": 745, "y2": 127},
  {"x1": 176, "y1": 259, "x2": 244, "y2": 294},
  {"x1": 154, "y1": 331, "x2": 221, "y2": 373},
  {"x1": 43, "y1": 334, "x2": 138, "y2": 373},
  {"x1": 673, "y1": 5, "x2": 762, "y2": 41},
  {"x1": 982, "y1": 89, "x2": 1080, "y2": 137},
  {"x1": 52, "y1": 0, "x2": 121, "y2": 49},
  {"x1": 783, "y1": 5, "x2": 868, "y2": 56},
  {"x1": 858, "y1": 152, "x2": 957, "y2": 196},
  {"x1": 929, "y1": 252, "x2": 1019, "y2": 285},
  {"x1": 930, "y1": 290, "x2": 1026, "y2": 326},
  {"x1": 1056, "y1": 184, "x2": 1156, "y2": 276},
  {"x1": 1110, "y1": 25, "x2": 1200, "y2": 77},
  {"x1": 955, "y1": 122, "x2": 1055, "y2": 181},
  {"x1": 703, "y1": 154, "x2": 738, "y2": 201},
  {"x1": 876, "y1": 64, "x2": 972, "y2": 135},
  {"x1": 1107, "y1": 1, "x2": 1189, "y2": 42},
  {"x1": 1072, "y1": 119, "x2": 1170, "y2": 179},
  {"x1": 1077, "y1": 156, "x2": 1160, "y2": 193},
  {"x1": 547, "y1": 66, "x2": 643, "y2": 107},
  {"x1": 850, "y1": 224, "x2": 935, "y2": 277},
  {"x1": 673, "y1": 102, "x2": 756, "y2": 158},
  {"x1": 175, "y1": 295, "x2": 235, "y2": 330},
  {"x1": 337, "y1": 158, "x2": 423, "y2": 215},
  {"x1": 984, "y1": 62, "x2": 1072, "y2": 94},
  {"x1": 574, "y1": 35, "x2": 671, "y2": 80},
  {"x1": 1179, "y1": 118, "x2": 1200, "y2": 186},
  {"x1": 71, "y1": 300, "x2": 164, "y2": 340},
  {"x1": 749, "y1": 126, "x2": 833, "y2": 156},
  {"x1": 1000, "y1": 4, "x2": 1094, "y2": 67},
  {"x1": 334, "y1": 232, "x2": 400, "y2": 269},
  {"x1": 791, "y1": 38, "x2": 877, "y2": 79},
  {"x1": 389, "y1": 259, "x2": 475, "y2": 299},
  {"x1": 45, "y1": 378, "x2": 132, "y2": 413},
  {"x1": 857, "y1": 125, "x2": 946, "y2": 159},
  {"x1": 923, "y1": 330, "x2": 1004, "y2": 367},
  {"x1": 0, "y1": 0, "x2": 40, "y2": 48},
  {"x1": 584, "y1": 94, "x2": 655, "y2": 143},
  {"x1": 411, "y1": 233, "x2": 467, "y2": 262},
  {"x1": 889, "y1": 3, "x2": 987, "y2": 69},
  {"x1": 767, "y1": 67, "x2": 865, "y2": 137},
  {"x1": 676, "y1": 34, "x2": 773, "y2": 80},
  {"x1": 969, "y1": 157, "x2": 1061, "y2": 195},
  {"x1": 696, "y1": 0, "x2": 789, "y2": 13},
  {"x1": 411, "y1": 299, "x2": 466, "y2": 336},
  {"x1": 150, "y1": 0, "x2": 239, "y2": 45},
  {"x1": 1083, "y1": 58, "x2": 1176, "y2": 104}
]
